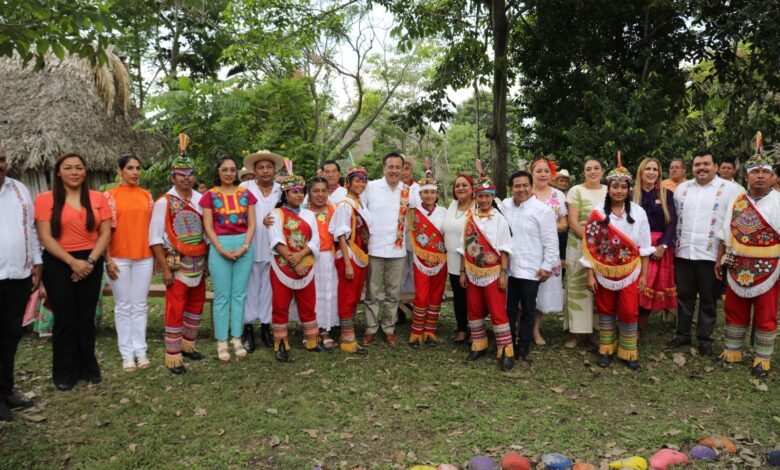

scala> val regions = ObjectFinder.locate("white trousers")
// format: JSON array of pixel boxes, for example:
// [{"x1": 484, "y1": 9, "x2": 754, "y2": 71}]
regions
[
  {"x1": 243, "y1": 261, "x2": 273, "y2": 324},
  {"x1": 107, "y1": 257, "x2": 153, "y2": 360}
]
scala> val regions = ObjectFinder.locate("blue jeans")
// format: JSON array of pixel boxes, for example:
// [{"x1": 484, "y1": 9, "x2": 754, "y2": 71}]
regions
[{"x1": 209, "y1": 234, "x2": 254, "y2": 341}]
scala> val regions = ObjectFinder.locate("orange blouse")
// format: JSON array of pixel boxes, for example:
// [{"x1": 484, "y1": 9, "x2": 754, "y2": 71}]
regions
[
  {"x1": 104, "y1": 185, "x2": 153, "y2": 259},
  {"x1": 34, "y1": 190, "x2": 111, "y2": 252}
]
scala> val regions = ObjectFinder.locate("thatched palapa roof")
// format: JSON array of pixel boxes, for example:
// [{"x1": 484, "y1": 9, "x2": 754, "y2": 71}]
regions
[{"x1": 0, "y1": 48, "x2": 163, "y2": 175}]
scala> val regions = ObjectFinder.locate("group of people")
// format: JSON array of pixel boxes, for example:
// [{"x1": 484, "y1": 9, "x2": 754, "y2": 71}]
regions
[{"x1": 0, "y1": 132, "x2": 778, "y2": 421}]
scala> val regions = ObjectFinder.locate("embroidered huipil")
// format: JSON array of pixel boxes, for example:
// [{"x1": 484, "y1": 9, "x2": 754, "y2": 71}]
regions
[
  {"x1": 456, "y1": 209, "x2": 513, "y2": 287},
  {"x1": 329, "y1": 196, "x2": 372, "y2": 267},
  {"x1": 240, "y1": 180, "x2": 281, "y2": 262},
  {"x1": 501, "y1": 196, "x2": 559, "y2": 281},
  {"x1": 361, "y1": 177, "x2": 409, "y2": 258},
  {"x1": 408, "y1": 204, "x2": 446, "y2": 275},
  {"x1": 721, "y1": 190, "x2": 780, "y2": 298},
  {"x1": 0, "y1": 178, "x2": 42, "y2": 279},
  {"x1": 267, "y1": 207, "x2": 320, "y2": 289},
  {"x1": 580, "y1": 202, "x2": 654, "y2": 290},
  {"x1": 674, "y1": 176, "x2": 742, "y2": 261},
  {"x1": 149, "y1": 188, "x2": 205, "y2": 287}
]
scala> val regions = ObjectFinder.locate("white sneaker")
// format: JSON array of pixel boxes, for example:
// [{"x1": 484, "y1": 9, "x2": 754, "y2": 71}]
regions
[{"x1": 122, "y1": 358, "x2": 137, "y2": 372}]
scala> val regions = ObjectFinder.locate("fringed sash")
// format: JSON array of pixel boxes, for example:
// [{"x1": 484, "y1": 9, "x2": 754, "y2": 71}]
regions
[
  {"x1": 346, "y1": 196, "x2": 370, "y2": 266},
  {"x1": 409, "y1": 207, "x2": 446, "y2": 276},
  {"x1": 727, "y1": 195, "x2": 780, "y2": 298},
  {"x1": 463, "y1": 211, "x2": 501, "y2": 287},
  {"x1": 271, "y1": 207, "x2": 315, "y2": 289},
  {"x1": 164, "y1": 194, "x2": 207, "y2": 277},
  {"x1": 393, "y1": 186, "x2": 410, "y2": 249},
  {"x1": 583, "y1": 209, "x2": 640, "y2": 280}
]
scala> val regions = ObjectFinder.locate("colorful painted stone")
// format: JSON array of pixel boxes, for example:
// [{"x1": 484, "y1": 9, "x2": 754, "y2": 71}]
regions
[
  {"x1": 689, "y1": 445, "x2": 717, "y2": 460},
  {"x1": 541, "y1": 453, "x2": 574, "y2": 469},
  {"x1": 410, "y1": 466, "x2": 437, "y2": 470},
  {"x1": 608, "y1": 456, "x2": 647, "y2": 469},
  {"x1": 572, "y1": 464, "x2": 595, "y2": 470},
  {"x1": 698, "y1": 436, "x2": 736, "y2": 454},
  {"x1": 467, "y1": 455, "x2": 497, "y2": 470},
  {"x1": 648, "y1": 449, "x2": 689, "y2": 469},
  {"x1": 438, "y1": 465, "x2": 460, "y2": 470},
  {"x1": 767, "y1": 450, "x2": 780, "y2": 467},
  {"x1": 500, "y1": 452, "x2": 530, "y2": 470}
]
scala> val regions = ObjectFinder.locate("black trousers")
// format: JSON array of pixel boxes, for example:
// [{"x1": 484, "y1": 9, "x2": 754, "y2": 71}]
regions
[
  {"x1": 506, "y1": 277, "x2": 540, "y2": 355},
  {"x1": 449, "y1": 274, "x2": 469, "y2": 334},
  {"x1": 42, "y1": 251, "x2": 103, "y2": 385},
  {"x1": 0, "y1": 277, "x2": 33, "y2": 396},
  {"x1": 674, "y1": 258, "x2": 719, "y2": 344}
]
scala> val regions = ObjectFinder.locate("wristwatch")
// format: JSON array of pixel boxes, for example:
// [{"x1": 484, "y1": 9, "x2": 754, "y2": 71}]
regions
[{"x1": 86, "y1": 257, "x2": 97, "y2": 266}]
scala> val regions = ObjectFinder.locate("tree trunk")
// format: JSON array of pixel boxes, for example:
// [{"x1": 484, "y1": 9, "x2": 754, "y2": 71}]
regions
[{"x1": 488, "y1": 0, "x2": 509, "y2": 199}]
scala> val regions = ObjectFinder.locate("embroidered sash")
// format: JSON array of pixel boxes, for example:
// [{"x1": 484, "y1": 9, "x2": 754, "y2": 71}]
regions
[
  {"x1": 393, "y1": 185, "x2": 410, "y2": 249},
  {"x1": 727, "y1": 194, "x2": 780, "y2": 297},
  {"x1": 272, "y1": 207, "x2": 315, "y2": 287},
  {"x1": 583, "y1": 209, "x2": 640, "y2": 279},
  {"x1": 463, "y1": 212, "x2": 501, "y2": 286},
  {"x1": 314, "y1": 203, "x2": 335, "y2": 253},
  {"x1": 409, "y1": 207, "x2": 446, "y2": 275},
  {"x1": 347, "y1": 198, "x2": 370, "y2": 265},
  {"x1": 164, "y1": 194, "x2": 207, "y2": 276}
]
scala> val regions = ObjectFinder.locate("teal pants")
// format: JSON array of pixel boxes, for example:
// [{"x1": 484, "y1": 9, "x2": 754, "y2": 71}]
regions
[{"x1": 208, "y1": 234, "x2": 254, "y2": 341}]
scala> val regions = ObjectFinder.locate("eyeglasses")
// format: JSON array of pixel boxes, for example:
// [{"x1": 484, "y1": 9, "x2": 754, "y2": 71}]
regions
[{"x1": 219, "y1": 168, "x2": 238, "y2": 174}]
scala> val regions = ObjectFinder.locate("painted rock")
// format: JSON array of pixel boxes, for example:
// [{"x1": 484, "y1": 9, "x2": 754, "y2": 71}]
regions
[
  {"x1": 689, "y1": 445, "x2": 717, "y2": 460},
  {"x1": 541, "y1": 453, "x2": 574, "y2": 469},
  {"x1": 500, "y1": 452, "x2": 531, "y2": 470},
  {"x1": 648, "y1": 449, "x2": 689, "y2": 469},
  {"x1": 608, "y1": 456, "x2": 647, "y2": 469},
  {"x1": 438, "y1": 465, "x2": 460, "y2": 470},
  {"x1": 572, "y1": 464, "x2": 595, "y2": 470},
  {"x1": 410, "y1": 467, "x2": 437, "y2": 470},
  {"x1": 767, "y1": 450, "x2": 780, "y2": 467},
  {"x1": 467, "y1": 455, "x2": 497, "y2": 470},
  {"x1": 698, "y1": 436, "x2": 736, "y2": 454}
]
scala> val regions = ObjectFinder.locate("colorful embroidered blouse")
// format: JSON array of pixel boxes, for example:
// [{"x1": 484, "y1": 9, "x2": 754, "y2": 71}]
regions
[{"x1": 199, "y1": 187, "x2": 257, "y2": 236}]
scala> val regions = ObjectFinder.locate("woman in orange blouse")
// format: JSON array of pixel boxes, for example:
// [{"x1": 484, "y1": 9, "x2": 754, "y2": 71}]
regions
[
  {"x1": 103, "y1": 155, "x2": 154, "y2": 372},
  {"x1": 35, "y1": 153, "x2": 112, "y2": 391}
]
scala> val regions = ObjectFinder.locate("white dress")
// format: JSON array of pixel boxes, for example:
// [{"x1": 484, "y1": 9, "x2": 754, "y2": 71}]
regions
[{"x1": 534, "y1": 188, "x2": 567, "y2": 314}]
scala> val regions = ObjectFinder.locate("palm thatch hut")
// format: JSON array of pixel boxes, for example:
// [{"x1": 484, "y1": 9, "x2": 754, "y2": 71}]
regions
[{"x1": 0, "y1": 48, "x2": 163, "y2": 195}]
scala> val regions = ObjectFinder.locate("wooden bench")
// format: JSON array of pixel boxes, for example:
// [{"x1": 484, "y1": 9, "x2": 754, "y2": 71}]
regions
[{"x1": 102, "y1": 284, "x2": 451, "y2": 314}]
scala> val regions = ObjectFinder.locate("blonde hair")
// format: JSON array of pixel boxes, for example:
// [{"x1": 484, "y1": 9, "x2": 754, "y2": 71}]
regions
[{"x1": 633, "y1": 157, "x2": 671, "y2": 224}]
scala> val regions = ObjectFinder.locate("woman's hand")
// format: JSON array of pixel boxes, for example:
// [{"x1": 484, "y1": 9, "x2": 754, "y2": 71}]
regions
[
  {"x1": 294, "y1": 263, "x2": 308, "y2": 276},
  {"x1": 586, "y1": 269, "x2": 598, "y2": 293},
  {"x1": 498, "y1": 272, "x2": 507, "y2": 291},
  {"x1": 105, "y1": 261, "x2": 120, "y2": 280},
  {"x1": 652, "y1": 245, "x2": 666, "y2": 260},
  {"x1": 345, "y1": 263, "x2": 355, "y2": 280},
  {"x1": 289, "y1": 251, "x2": 305, "y2": 266},
  {"x1": 219, "y1": 247, "x2": 238, "y2": 261},
  {"x1": 162, "y1": 267, "x2": 175, "y2": 287},
  {"x1": 263, "y1": 213, "x2": 274, "y2": 227},
  {"x1": 638, "y1": 274, "x2": 648, "y2": 292},
  {"x1": 459, "y1": 272, "x2": 467, "y2": 289},
  {"x1": 69, "y1": 259, "x2": 93, "y2": 281}
]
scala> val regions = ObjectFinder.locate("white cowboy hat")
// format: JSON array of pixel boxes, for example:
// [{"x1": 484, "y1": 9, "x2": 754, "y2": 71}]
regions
[
  {"x1": 557, "y1": 169, "x2": 571, "y2": 179},
  {"x1": 244, "y1": 150, "x2": 284, "y2": 173}
]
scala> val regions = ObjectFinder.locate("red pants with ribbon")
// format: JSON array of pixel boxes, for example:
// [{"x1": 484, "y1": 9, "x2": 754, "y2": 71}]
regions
[
  {"x1": 722, "y1": 282, "x2": 779, "y2": 369},
  {"x1": 164, "y1": 278, "x2": 206, "y2": 367},
  {"x1": 595, "y1": 280, "x2": 639, "y2": 360},
  {"x1": 270, "y1": 270, "x2": 317, "y2": 349},
  {"x1": 466, "y1": 279, "x2": 513, "y2": 357},
  {"x1": 410, "y1": 267, "x2": 447, "y2": 341}
]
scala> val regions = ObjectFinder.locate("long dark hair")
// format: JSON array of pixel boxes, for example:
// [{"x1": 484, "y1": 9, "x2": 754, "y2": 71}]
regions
[
  {"x1": 603, "y1": 181, "x2": 635, "y2": 226},
  {"x1": 213, "y1": 154, "x2": 239, "y2": 188},
  {"x1": 51, "y1": 153, "x2": 95, "y2": 239},
  {"x1": 117, "y1": 154, "x2": 141, "y2": 170},
  {"x1": 275, "y1": 186, "x2": 307, "y2": 209},
  {"x1": 307, "y1": 176, "x2": 329, "y2": 194}
]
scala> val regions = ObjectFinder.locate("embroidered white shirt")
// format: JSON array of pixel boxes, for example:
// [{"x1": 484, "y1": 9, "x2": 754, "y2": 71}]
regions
[
  {"x1": 240, "y1": 180, "x2": 281, "y2": 263},
  {"x1": 674, "y1": 176, "x2": 743, "y2": 261},
  {"x1": 329, "y1": 196, "x2": 372, "y2": 268},
  {"x1": 456, "y1": 208, "x2": 513, "y2": 286},
  {"x1": 148, "y1": 187, "x2": 204, "y2": 286},
  {"x1": 501, "y1": 196, "x2": 559, "y2": 281},
  {"x1": 268, "y1": 207, "x2": 320, "y2": 288},
  {"x1": 361, "y1": 177, "x2": 409, "y2": 258},
  {"x1": 0, "y1": 178, "x2": 42, "y2": 280}
]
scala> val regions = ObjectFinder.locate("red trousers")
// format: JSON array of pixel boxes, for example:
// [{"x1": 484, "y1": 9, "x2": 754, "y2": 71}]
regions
[
  {"x1": 335, "y1": 257, "x2": 368, "y2": 321},
  {"x1": 164, "y1": 278, "x2": 206, "y2": 367},
  {"x1": 595, "y1": 281, "x2": 639, "y2": 360},
  {"x1": 466, "y1": 279, "x2": 512, "y2": 355},
  {"x1": 722, "y1": 282, "x2": 779, "y2": 368},
  {"x1": 595, "y1": 281, "x2": 639, "y2": 322},
  {"x1": 410, "y1": 266, "x2": 447, "y2": 339},
  {"x1": 270, "y1": 270, "x2": 317, "y2": 346}
]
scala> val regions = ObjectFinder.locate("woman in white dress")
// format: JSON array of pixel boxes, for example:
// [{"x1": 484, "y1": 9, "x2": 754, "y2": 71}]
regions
[{"x1": 529, "y1": 158, "x2": 568, "y2": 345}]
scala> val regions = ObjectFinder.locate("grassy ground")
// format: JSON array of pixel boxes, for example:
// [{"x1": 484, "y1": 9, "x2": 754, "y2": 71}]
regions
[{"x1": 1, "y1": 295, "x2": 778, "y2": 469}]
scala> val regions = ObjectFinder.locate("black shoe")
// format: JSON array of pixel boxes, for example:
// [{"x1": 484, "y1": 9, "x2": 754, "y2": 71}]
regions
[
  {"x1": 665, "y1": 337, "x2": 691, "y2": 349},
  {"x1": 597, "y1": 353, "x2": 613, "y2": 368},
  {"x1": 409, "y1": 340, "x2": 420, "y2": 349},
  {"x1": 713, "y1": 357, "x2": 728, "y2": 367},
  {"x1": 5, "y1": 393, "x2": 33, "y2": 410},
  {"x1": 395, "y1": 309, "x2": 408, "y2": 326},
  {"x1": 0, "y1": 401, "x2": 12, "y2": 422},
  {"x1": 54, "y1": 382, "x2": 75, "y2": 391},
  {"x1": 275, "y1": 342, "x2": 290, "y2": 363},
  {"x1": 182, "y1": 350, "x2": 204, "y2": 361},
  {"x1": 168, "y1": 365, "x2": 186, "y2": 375},
  {"x1": 466, "y1": 350, "x2": 487, "y2": 362},
  {"x1": 697, "y1": 342, "x2": 714, "y2": 357},
  {"x1": 620, "y1": 359, "x2": 641, "y2": 372},
  {"x1": 499, "y1": 348, "x2": 514, "y2": 371},
  {"x1": 424, "y1": 336, "x2": 438, "y2": 347},
  {"x1": 260, "y1": 323, "x2": 273, "y2": 348},
  {"x1": 306, "y1": 341, "x2": 334, "y2": 353},
  {"x1": 752, "y1": 362, "x2": 769, "y2": 378},
  {"x1": 242, "y1": 324, "x2": 255, "y2": 353},
  {"x1": 84, "y1": 375, "x2": 102, "y2": 385}
]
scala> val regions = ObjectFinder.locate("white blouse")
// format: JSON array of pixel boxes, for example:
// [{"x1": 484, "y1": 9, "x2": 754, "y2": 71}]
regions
[
  {"x1": 329, "y1": 197, "x2": 372, "y2": 268},
  {"x1": 442, "y1": 200, "x2": 472, "y2": 275}
]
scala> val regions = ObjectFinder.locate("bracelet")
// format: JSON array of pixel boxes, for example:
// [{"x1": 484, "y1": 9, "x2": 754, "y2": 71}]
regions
[
  {"x1": 500, "y1": 268, "x2": 507, "y2": 273},
  {"x1": 460, "y1": 270, "x2": 466, "y2": 274},
  {"x1": 242, "y1": 244, "x2": 249, "y2": 249}
]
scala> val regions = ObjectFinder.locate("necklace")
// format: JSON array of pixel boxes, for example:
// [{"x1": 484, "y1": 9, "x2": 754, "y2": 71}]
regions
[{"x1": 455, "y1": 203, "x2": 471, "y2": 219}]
